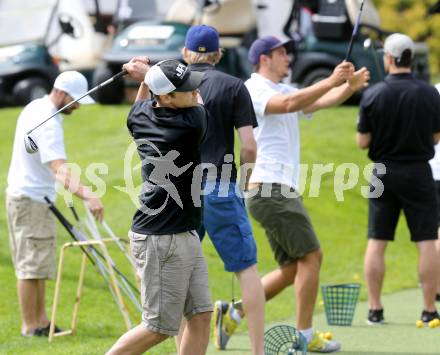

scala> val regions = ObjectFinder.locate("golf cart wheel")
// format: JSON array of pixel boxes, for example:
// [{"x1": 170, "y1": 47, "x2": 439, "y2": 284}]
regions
[
  {"x1": 302, "y1": 68, "x2": 333, "y2": 88},
  {"x1": 92, "y1": 64, "x2": 124, "y2": 104},
  {"x1": 13, "y1": 77, "x2": 51, "y2": 106}
]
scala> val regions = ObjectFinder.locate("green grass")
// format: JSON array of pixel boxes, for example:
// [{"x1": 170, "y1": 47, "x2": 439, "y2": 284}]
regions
[{"x1": 0, "y1": 104, "x2": 423, "y2": 354}]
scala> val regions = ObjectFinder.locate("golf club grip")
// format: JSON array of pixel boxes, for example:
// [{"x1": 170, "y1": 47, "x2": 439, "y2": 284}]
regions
[
  {"x1": 69, "y1": 204, "x2": 81, "y2": 222},
  {"x1": 345, "y1": 39, "x2": 355, "y2": 62},
  {"x1": 345, "y1": 0, "x2": 365, "y2": 61},
  {"x1": 96, "y1": 69, "x2": 128, "y2": 90},
  {"x1": 44, "y1": 196, "x2": 73, "y2": 229},
  {"x1": 112, "y1": 69, "x2": 128, "y2": 82}
]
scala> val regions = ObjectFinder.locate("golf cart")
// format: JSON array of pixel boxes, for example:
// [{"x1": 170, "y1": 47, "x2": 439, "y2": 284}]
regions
[
  {"x1": 0, "y1": 0, "x2": 108, "y2": 106},
  {"x1": 93, "y1": 0, "x2": 431, "y2": 104},
  {"x1": 288, "y1": 0, "x2": 430, "y2": 86},
  {"x1": 92, "y1": 0, "x2": 256, "y2": 104}
]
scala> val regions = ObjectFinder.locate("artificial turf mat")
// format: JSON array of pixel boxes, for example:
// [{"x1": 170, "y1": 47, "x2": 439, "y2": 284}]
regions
[{"x1": 207, "y1": 288, "x2": 440, "y2": 354}]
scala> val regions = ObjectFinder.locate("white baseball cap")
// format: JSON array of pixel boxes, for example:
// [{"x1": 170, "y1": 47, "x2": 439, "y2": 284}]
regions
[
  {"x1": 383, "y1": 33, "x2": 414, "y2": 60},
  {"x1": 53, "y1": 71, "x2": 95, "y2": 104}
]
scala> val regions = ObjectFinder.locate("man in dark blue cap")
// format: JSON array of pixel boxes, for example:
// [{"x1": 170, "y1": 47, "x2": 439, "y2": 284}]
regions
[
  {"x1": 242, "y1": 36, "x2": 369, "y2": 352},
  {"x1": 182, "y1": 25, "x2": 265, "y2": 354}
]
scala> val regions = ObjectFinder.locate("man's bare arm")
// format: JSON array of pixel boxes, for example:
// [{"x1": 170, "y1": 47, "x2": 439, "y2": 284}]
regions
[
  {"x1": 303, "y1": 67, "x2": 370, "y2": 114},
  {"x1": 356, "y1": 132, "x2": 371, "y2": 149},
  {"x1": 50, "y1": 159, "x2": 104, "y2": 222},
  {"x1": 135, "y1": 82, "x2": 150, "y2": 102},
  {"x1": 122, "y1": 56, "x2": 151, "y2": 102},
  {"x1": 237, "y1": 125, "x2": 257, "y2": 190},
  {"x1": 265, "y1": 62, "x2": 354, "y2": 115}
]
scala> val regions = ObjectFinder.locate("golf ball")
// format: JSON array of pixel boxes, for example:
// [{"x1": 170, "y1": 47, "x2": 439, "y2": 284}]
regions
[{"x1": 324, "y1": 332, "x2": 333, "y2": 340}]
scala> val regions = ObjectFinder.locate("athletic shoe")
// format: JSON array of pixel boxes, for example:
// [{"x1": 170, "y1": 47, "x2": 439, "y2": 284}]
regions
[
  {"x1": 213, "y1": 300, "x2": 238, "y2": 350},
  {"x1": 367, "y1": 309, "x2": 385, "y2": 325},
  {"x1": 36, "y1": 323, "x2": 63, "y2": 336},
  {"x1": 20, "y1": 328, "x2": 44, "y2": 337},
  {"x1": 307, "y1": 331, "x2": 341, "y2": 353},
  {"x1": 421, "y1": 310, "x2": 440, "y2": 324}
]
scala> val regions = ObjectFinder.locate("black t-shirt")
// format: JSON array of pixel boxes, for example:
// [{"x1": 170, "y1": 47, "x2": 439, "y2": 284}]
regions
[
  {"x1": 357, "y1": 73, "x2": 440, "y2": 162},
  {"x1": 127, "y1": 100, "x2": 208, "y2": 235},
  {"x1": 189, "y1": 63, "x2": 258, "y2": 181}
]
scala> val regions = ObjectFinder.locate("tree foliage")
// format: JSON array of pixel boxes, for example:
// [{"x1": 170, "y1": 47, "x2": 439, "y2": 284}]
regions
[{"x1": 372, "y1": 0, "x2": 440, "y2": 75}]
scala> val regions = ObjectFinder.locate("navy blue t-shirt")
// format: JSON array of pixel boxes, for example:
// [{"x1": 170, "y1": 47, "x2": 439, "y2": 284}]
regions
[
  {"x1": 357, "y1": 73, "x2": 440, "y2": 162},
  {"x1": 127, "y1": 100, "x2": 208, "y2": 235},
  {"x1": 189, "y1": 63, "x2": 257, "y2": 181}
]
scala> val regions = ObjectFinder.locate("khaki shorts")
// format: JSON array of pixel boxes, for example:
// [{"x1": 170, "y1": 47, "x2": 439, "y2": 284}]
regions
[
  {"x1": 246, "y1": 183, "x2": 320, "y2": 266},
  {"x1": 6, "y1": 195, "x2": 56, "y2": 280},
  {"x1": 129, "y1": 230, "x2": 212, "y2": 336}
]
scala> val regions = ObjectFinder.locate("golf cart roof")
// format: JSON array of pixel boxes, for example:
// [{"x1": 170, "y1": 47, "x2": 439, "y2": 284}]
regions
[
  {"x1": 345, "y1": 0, "x2": 380, "y2": 29},
  {"x1": 0, "y1": 0, "x2": 58, "y2": 46}
]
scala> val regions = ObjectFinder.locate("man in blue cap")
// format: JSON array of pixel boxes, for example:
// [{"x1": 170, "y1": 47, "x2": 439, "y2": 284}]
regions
[
  {"x1": 182, "y1": 25, "x2": 265, "y2": 354},
  {"x1": 242, "y1": 36, "x2": 369, "y2": 352}
]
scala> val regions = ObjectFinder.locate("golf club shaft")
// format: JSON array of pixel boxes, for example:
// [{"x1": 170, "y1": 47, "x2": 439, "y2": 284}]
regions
[
  {"x1": 68, "y1": 204, "x2": 141, "y2": 310},
  {"x1": 345, "y1": 0, "x2": 365, "y2": 61},
  {"x1": 44, "y1": 196, "x2": 96, "y2": 266},
  {"x1": 27, "y1": 69, "x2": 127, "y2": 135},
  {"x1": 67, "y1": 203, "x2": 140, "y2": 294}
]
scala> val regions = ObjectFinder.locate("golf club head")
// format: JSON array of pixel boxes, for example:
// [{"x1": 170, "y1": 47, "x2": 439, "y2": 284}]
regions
[{"x1": 24, "y1": 135, "x2": 39, "y2": 154}]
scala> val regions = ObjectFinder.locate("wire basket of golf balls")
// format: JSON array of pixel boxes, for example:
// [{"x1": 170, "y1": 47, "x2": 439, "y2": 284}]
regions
[
  {"x1": 264, "y1": 325, "x2": 307, "y2": 355},
  {"x1": 321, "y1": 283, "x2": 361, "y2": 326}
]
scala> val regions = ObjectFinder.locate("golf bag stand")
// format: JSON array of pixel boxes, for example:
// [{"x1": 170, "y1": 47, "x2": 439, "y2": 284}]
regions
[{"x1": 48, "y1": 238, "x2": 132, "y2": 342}]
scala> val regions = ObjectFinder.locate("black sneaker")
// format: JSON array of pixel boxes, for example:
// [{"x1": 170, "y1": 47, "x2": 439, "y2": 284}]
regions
[
  {"x1": 367, "y1": 309, "x2": 385, "y2": 325},
  {"x1": 421, "y1": 310, "x2": 440, "y2": 324},
  {"x1": 436, "y1": 294, "x2": 440, "y2": 302},
  {"x1": 36, "y1": 323, "x2": 63, "y2": 336}
]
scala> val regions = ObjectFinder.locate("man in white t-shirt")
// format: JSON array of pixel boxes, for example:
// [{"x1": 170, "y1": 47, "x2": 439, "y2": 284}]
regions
[
  {"x1": 6, "y1": 71, "x2": 104, "y2": 337},
  {"x1": 219, "y1": 36, "x2": 368, "y2": 353},
  {"x1": 429, "y1": 82, "x2": 440, "y2": 302}
]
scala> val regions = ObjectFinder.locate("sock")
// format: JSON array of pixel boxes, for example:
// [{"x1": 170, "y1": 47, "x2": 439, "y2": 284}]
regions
[
  {"x1": 299, "y1": 328, "x2": 313, "y2": 343},
  {"x1": 229, "y1": 307, "x2": 241, "y2": 323}
]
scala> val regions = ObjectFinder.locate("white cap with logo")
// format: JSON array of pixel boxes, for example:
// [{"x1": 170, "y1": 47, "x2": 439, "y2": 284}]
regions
[
  {"x1": 383, "y1": 33, "x2": 415, "y2": 60},
  {"x1": 53, "y1": 71, "x2": 95, "y2": 104}
]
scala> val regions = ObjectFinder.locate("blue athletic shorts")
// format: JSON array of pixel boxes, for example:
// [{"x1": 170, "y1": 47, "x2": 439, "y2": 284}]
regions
[{"x1": 198, "y1": 181, "x2": 257, "y2": 272}]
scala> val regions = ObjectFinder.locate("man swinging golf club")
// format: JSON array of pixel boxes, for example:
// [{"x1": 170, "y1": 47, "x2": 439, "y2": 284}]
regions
[
  {"x1": 106, "y1": 57, "x2": 212, "y2": 355},
  {"x1": 216, "y1": 35, "x2": 369, "y2": 352},
  {"x1": 6, "y1": 71, "x2": 103, "y2": 337}
]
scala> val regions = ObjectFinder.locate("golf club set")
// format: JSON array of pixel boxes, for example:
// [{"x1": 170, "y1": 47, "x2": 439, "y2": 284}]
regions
[{"x1": 44, "y1": 196, "x2": 141, "y2": 326}]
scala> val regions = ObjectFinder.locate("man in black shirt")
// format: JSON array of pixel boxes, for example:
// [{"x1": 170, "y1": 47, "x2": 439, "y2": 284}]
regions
[
  {"x1": 357, "y1": 33, "x2": 440, "y2": 325},
  {"x1": 107, "y1": 58, "x2": 212, "y2": 355},
  {"x1": 182, "y1": 25, "x2": 265, "y2": 354}
]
